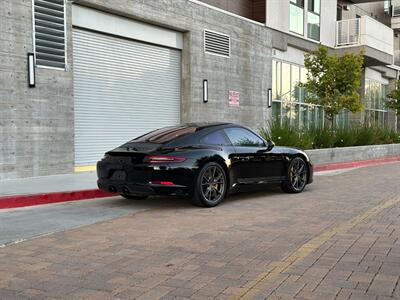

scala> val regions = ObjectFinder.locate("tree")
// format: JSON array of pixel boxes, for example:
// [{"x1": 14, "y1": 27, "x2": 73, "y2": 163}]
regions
[
  {"x1": 301, "y1": 45, "x2": 364, "y2": 128},
  {"x1": 386, "y1": 80, "x2": 400, "y2": 116}
]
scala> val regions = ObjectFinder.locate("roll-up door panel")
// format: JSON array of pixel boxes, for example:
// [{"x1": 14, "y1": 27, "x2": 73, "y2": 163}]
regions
[{"x1": 73, "y1": 28, "x2": 181, "y2": 166}]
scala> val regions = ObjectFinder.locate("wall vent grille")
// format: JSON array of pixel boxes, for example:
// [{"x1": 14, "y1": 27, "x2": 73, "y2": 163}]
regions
[
  {"x1": 204, "y1": 30, "x2": 230, "y2": 57},
  {"x1": 33, "y1": 0, "x2": 66, "y2": 69}
]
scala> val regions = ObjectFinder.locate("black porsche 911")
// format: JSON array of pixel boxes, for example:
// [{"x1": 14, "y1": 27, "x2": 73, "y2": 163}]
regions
[{"x1": 97, "y1": 123, "x2": 313, "y2": 207}]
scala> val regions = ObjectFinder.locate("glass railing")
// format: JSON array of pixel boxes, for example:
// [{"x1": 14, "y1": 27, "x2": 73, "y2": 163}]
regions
[{"x1": 336, "y1": 18, "x2": 360, "y2": 46}]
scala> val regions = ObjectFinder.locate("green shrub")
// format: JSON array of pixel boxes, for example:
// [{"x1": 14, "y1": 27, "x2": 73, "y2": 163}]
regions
[
  {"x1": 260, "y1": 119, "x2": 399, "y2": 150},
  {"x1": 297, "y1": 130, "x2": 314, "y2": 149},
  {"x1": 389, "y1": 130, "x2": 400, "y2": 144},
  {"x1": 333, "y1": 126, "x2": 357, "y2": 148},
  {"x1": 373, "y1": 127, "x2": 400, "y2": 144},
  {"x1": 355, "y1": 126, "x2": 377, "y2": 146},
  {"x1": 260, "y1": 120, "x2": 300, "y2": 147},
  {"x1": 375, "y1": 127, "x2": 392, "y2": 144},
  {"x1": 309, "y1": 126, "x2": 335, "y2": 149}
]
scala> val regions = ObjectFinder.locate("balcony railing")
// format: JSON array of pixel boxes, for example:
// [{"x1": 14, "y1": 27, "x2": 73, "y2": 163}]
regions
[
  {"x1": 336, "y1": 18, "x2": 361, "y2": 46},
  {"x1": 335, "y1": 16, "x2": 393, "y2": 56}
]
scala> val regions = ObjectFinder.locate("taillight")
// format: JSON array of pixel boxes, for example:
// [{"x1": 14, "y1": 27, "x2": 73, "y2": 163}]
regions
[{"x1": 144, "y1": 155, "x2": 186, "y2": 164}]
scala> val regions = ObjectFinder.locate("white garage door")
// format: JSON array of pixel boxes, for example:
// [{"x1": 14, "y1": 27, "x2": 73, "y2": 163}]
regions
[{"x1": 73, "y1": 28, "x2": 181, "y2": 166}]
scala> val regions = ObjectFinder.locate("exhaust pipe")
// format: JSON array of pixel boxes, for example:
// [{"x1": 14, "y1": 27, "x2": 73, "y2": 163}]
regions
[{"x1": 122, "y1": 186, "x2": 130, "y2": 194}]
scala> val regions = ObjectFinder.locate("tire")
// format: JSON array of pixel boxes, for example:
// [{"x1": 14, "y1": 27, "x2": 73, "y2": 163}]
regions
[
  {"x1": 121, "y1": 194, "x2": 148, "y2": 200},
  {"x1": 191, "y1": 162, "x2": 227, "y2": 207},
  {"x1": 281, "y1": 157, "x2": 308, "y2": 193}
]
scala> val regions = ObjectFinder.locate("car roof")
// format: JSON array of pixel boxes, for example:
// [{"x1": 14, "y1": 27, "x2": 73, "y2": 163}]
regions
[
  {"x1": 182, "y1": 122, "x2": 243, "y2": 131},
  {"x1": 184, "y1": 122, "x2": 231, "y2": 128}
]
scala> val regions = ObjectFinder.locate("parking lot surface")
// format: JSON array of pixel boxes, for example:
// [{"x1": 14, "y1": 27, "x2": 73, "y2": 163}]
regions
[{"x1": 0, "y1": 163, "x2": 399, "y2": 300}]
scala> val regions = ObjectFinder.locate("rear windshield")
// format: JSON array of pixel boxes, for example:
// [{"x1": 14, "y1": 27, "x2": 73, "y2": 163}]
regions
[{"x1": 133, "y1": 126, "x2": 197, "y2": 144}]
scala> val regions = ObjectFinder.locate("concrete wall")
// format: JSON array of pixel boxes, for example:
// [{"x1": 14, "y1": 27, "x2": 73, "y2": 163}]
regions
[
  {"x1": 0, "y1": 0, "x2": 273, "y2": 180},
  {"x1": 0, "y1": 1, "x2": 74, "y2": 180},
  {"x1": 306, "y1": 144, "x2": 400, "y2": 165}
]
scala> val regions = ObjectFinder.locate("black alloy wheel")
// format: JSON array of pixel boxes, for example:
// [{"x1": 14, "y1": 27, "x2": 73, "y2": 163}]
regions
[
  {"x1": 192, "y1": 162, "x2": 227, "y2": 207},
  {"x1": 282, "y1": 157, "x2": 308, "y2": 193}
]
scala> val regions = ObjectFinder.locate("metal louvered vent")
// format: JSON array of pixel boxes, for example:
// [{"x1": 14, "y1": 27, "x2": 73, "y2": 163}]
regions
[
  {"x1": 204, "y1": 30, "x2": 230, "y2": 57},
  {"x1": 33, "y1": 0, "x2": 66, "y2": 69}
]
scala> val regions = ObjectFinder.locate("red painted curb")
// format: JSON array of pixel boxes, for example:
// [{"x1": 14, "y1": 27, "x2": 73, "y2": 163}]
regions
[
  {"x1": 1, "y1": 156, "x2": 400, "y2": 209},
  {"x1": 0, "y1": 189, "x2": 116, "y2": 210},
  {"x1": 313, "y1": 156, "x2": 400, "y2": 172}
]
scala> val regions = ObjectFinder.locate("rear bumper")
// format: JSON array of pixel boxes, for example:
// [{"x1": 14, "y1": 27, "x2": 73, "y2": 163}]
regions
[
  {"x1": 96, "y1": 159, "x2": 196, "y2": 196},
  {"x1": 97, "y1": 179, "x2": 188, "y2": 196}
]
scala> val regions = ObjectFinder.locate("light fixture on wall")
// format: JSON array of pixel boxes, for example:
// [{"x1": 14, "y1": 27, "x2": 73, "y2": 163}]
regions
[
  {"x1": 267, "y1": 88, "x2": 272, "y2": 108},
  {"x1": 28, "y1": 53, "x2": 35, "y2": 88},
  {"x1": 203, "y1": 79, "x2": 208, "y2": 103}
]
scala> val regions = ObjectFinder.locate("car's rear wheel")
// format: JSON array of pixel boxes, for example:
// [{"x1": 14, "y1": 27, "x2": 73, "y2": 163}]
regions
[
  {"x1": 281, "y1": 157, "x2": 308, "y2": 193},
  {"x1": 191, "y1": 162, "x2": 227, "y2": 207},
  {"x1": 121, "y1": 194, "x2": 148, "y2": 200}
]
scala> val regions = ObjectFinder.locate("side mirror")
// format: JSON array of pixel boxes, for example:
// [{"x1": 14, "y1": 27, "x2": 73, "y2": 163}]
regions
[{"x1": 267, "y1": 140, "x2": 275, "y2": 151}]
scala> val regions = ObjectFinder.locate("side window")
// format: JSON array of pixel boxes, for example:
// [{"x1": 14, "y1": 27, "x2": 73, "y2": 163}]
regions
[
  {"x1": 200, "y1": 130, "x2": 230, "y2": 146},
  {"x1": 224, "y1": 128, "x2": 265, "y2": 147}
]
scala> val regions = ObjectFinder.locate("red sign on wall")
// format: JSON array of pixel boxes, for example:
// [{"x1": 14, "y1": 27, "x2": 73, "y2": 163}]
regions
[{"x1": 229, "y1": 91, "x2": 240, "y2": 107}]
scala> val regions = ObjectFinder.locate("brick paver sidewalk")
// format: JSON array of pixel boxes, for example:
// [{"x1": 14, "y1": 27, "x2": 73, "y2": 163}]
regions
[{"x1": 0, "y1": 163, "x2": 399, "y2": 300}]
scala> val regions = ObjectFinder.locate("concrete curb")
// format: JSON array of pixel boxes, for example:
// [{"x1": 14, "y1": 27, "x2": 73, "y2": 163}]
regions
[
  {"x1": 0, "y1": 190, "x2": 116, "y2": 210},
  {"x1": 1, "y1": 156, "x2": 399, "y2": 210},
  {"x1": 313, "y1": 156, "x2": 400, "y2": 172}
]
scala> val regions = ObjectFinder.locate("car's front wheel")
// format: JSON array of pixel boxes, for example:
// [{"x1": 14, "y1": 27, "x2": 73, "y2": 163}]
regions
[
  {"x1": 191, "y1": 162, "x2": 227, "y2": 207},
  {"x1": 281, "y1": 157, "x2": 308, "y2": 193}
]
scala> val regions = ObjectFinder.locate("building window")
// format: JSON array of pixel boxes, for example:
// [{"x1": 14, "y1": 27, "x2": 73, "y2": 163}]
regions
[
  {"x1": 364, "y1": 79, "x2": 389, "y2": 127},
  {"x1": 308, "y1": 0, "x2": 320, "y2": 14},
  {"x1": 394, "y1": 0, "x2": 400, "y2": 16},
  {"x1": 307, "y1": 0, "x2": 320, "y2": 41},
  {"x1": 384, "y1": 0, "x2": 390, "y2": 14},
  {"x1": 383, "y1": 0, "x2": 390, "y2": 15},
  {"x1": 33, "y1": 0, "x2": 66, "y2": 69},
  {"x1": 290, "y1": 0, "x2": 304, "y2": 35},
  {"x1": 271, "y1": 59, "x2": 324, "y2": 129}
]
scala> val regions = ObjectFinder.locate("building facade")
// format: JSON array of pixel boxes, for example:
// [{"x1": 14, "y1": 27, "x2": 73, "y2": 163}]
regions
[
  {"x1": 268, "y1": 0, "x2": 398, "y2": 130},
  {"x1": 0, "y1": 0, "x2": 398, "y2": 180}
]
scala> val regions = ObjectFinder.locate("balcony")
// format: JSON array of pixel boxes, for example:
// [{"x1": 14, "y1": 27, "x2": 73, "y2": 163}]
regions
[{"x1": 335, "y1": 16, "x2": 393, "y2": 66}]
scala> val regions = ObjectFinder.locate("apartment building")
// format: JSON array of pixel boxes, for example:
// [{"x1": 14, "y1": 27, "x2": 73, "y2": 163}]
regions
[
  {"x1": 269, "y1": 0, "x2": 398, "y2": 130},
  {"x1": 0, "y1": 0, "x2": 398, "y2": 180}
]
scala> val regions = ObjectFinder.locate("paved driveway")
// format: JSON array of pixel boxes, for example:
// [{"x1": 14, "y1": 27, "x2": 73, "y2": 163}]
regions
[{"x1": 0, "y1": 163, "x2": 399, "y2": 300}]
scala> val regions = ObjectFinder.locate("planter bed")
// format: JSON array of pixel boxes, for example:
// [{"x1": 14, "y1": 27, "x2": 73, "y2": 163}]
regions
[{"x1": 305, "y1": 143, "x2": 400, "y2": 165}]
